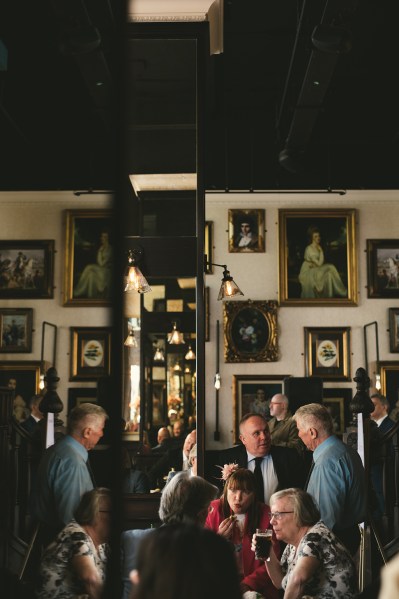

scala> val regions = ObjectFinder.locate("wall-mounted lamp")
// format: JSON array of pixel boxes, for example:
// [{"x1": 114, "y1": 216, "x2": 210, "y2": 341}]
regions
[
  {"x1": 168, "y1": 322, "x2": 185, "y2": 345},
  {"x1": 205, "y1": 261, "x2": 244, "y2": 300},
  {"x1": 185, "y1": 346, "x2": 196, "y2": 361},
  {"x1": 214, "y1": 372, "x2": 221, "y2": 390},
  {"x1": 124, "y1": 247, "x2": 152, "y2": 293}
]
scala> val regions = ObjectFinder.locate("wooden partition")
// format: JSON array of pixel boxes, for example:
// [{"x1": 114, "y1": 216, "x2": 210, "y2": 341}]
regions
[{"x1": 122, "y1": 493, "x2": 161, "y2": 530}]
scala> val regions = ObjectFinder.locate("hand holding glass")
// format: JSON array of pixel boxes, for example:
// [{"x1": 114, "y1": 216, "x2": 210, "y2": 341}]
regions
[{"x1": 255, "y1": 528, "x2": 272, "y2": 560}]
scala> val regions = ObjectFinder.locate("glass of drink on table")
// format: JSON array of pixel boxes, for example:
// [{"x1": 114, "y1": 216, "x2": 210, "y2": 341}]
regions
[{"x1": 255, "y1": 528, "x2": 272, "y2": 560}]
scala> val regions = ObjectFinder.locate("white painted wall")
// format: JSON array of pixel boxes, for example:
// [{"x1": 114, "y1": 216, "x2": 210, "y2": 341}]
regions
[
  {"x1": 0, "y1": 192, "x2": 112, "y2": 419},
  {"x1": 205, "y1": 190, "x2": 399, "y2": 449}
]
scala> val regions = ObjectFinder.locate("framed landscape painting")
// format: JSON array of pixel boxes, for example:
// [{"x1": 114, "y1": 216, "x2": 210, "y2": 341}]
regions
[
  {"x1": 367, "y1": 239, "x2": 399, "y2": 298},
  {"x1": 64, "y1": 209, "x2": 113, "y2": 306},
  {"x1": 0, "y1": 240, "x2": 54, "y2": 299},
  {"x1": 278, "y1": 209, "x2": 357, "y2": 306}
]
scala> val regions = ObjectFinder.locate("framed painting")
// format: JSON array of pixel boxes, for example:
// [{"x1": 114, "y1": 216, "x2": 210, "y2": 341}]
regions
[
  {"x1": 64, "y1": 209, "x2": 113, "y2": 306},
  {"x1": 0, "y1": 308, "x2": 33, "y2": 353},
  {"x1": 67, "y1": 387, "x2": 98, "y2": 413},
  {"x1": 204, "y1": 221, "x2": 214, "y2": 273},
  {"x1": 232, "y1": 374, "x2": 290, "y2": 443},
  {"x1": 304, "y1": 326, "x2": 351, "y2": 381},
  {"x1": 323, "y1": 388, "x2": 353, "y2": 434},
  {"x1": 70, "y1": 327, "x2": 112, "y2": 381},
  {"x1": 367, "y1": 239, "x2": 399, "y2": 298},
  {"x1": 0, "y1": 361, "x2": 41, "y2": 421},
  {"x1": 389, "y1": 308, "x2": 399, "y2": 353},
  {"x1": 0, "y1": 240, "x2": 54, "y2": 299},
  {"x1": 278, "y1": 209, "x2": 357, "y2": 306},
  {"x1": 228, "y1": 208, "x2": 265, "y2": 253},
  {"x1": 379, "y1": 361, "x2": 399, "y2": 412},
  {"x1": 223, "y1": 300, "x2": 278, "y2": 363}
]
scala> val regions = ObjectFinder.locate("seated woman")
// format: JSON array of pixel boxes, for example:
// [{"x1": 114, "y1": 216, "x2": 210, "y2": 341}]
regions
[
  {"x1": 36, "y1": 487, "x2": 111, "y2": 599},
  {"x1": 253, "y1": 487, "x2": 357, "y2": 599},
  {"x1": 205, "y1": 467, "x2": 279, "y2": 599}
]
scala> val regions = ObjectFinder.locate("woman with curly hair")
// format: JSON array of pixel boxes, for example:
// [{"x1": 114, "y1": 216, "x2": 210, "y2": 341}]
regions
[{"x1": 205, "y1": 467, "x2": 279, "y2": 599}]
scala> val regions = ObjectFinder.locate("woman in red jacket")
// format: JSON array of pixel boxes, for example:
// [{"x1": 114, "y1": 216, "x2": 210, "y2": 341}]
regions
[{"x1": 205, "y1": 467, "x2": 279, "y2": 598}]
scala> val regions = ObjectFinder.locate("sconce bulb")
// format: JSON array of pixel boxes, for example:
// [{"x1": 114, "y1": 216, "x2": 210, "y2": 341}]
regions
[
  {"x1": 214, "y1": 373, "x2": 221, "y2": 390},
  {"x1": 375, "y1": 373, "x2": 381, "y2": 391},
  {"x1": 39, "y1": 374, "x2": 45, "y2": 391},
  {"x1": 124, "y1": 265, "x2": 152, "y2": 294}
]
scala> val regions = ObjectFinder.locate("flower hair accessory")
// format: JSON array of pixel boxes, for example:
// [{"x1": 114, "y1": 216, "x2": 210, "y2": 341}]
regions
[{"x1": 217, "y1": 462, "x2": 239, "y2": 482}]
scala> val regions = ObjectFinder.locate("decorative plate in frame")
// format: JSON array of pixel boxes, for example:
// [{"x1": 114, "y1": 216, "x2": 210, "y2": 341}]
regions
[
  {"x1": 70, "y1": 327, "x2": 112, "y2": 381},
  {"x1": 223, "y1": 300, "x2": 278, "y2": 363},
  {"x1": 304, "y1": 326, "x2": 351, "y2": 381}
]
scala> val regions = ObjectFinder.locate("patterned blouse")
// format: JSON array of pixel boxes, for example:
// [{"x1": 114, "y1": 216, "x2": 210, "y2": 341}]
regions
[
  {"x1": 281, "y1": 521, "x2": 357, "y2": 599},
  {"x1": 36, "y1": 520, "x2": 109, "y2": 598}
]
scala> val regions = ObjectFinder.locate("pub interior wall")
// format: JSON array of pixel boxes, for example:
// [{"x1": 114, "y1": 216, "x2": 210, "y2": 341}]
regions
[
  {"x1": 0, "y1": 192, "x2": 112, "y2": 419},
  {"x1": 205, "y1": 190, "x2": 399, "y2": 450}
]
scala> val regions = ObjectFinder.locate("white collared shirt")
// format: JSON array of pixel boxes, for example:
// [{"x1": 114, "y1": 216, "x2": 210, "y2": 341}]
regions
[{"x1": 247, "y1": 452, "x2": 278, "y2": 505}]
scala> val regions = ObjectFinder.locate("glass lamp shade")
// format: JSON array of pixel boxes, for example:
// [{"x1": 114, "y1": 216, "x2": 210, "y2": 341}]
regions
[
  {"x1": 124, "y1": 265, "x2": 152, "y2": 293},
  {"x1": 217, "y1": 270, "x2": 244, "y2": 300},
  {"x1": 153, "y1": 347, "x2": 165, "y2": 362},
  {"x1": 168, "y1": 324, "x2": 185, "y2": 345},
  {"x1": 124, "y1": 331, "x2": 138, "y2": 347},
  {"x1": 184, "y1": 346, "x2": 196, "y2": 360}
]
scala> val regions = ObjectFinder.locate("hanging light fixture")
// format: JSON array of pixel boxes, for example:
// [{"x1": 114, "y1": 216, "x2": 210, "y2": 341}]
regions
[
  {"x1": 124, "y1": 247, "x2": 152, "y2": 293},
  {"x1": 205, "y1": 260, "x2": 244, "y2": 300},
  {"x1": 124, "y1": 329, "x2": 138, "y2": 347},
  {"x1": 153, "y1": 346, "x2": 165, "y2": 362},
  {"x1": 184, "y1": 345, "x2": 196, "y2": 360},
  {"x1": 168, "y1": 322, "x2": 185, "y2": 345}
]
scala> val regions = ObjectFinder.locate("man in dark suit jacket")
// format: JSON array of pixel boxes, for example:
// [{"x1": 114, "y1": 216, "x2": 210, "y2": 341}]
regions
[
  {"x1": 371, "y1": 393, "x2": 395, "y2": 434},
  {"x1": 371, "y1": 393, "x2": 395, "y2": 522},
  {"x1": 148, "y1": 430, "x2": 196, "y2": 489},
  {"x1": 217, "y1": 413, "x2": 306, "y2": 505},
  {"x1": 21, "y1": 394, "x2": 43, "y2": 434}
]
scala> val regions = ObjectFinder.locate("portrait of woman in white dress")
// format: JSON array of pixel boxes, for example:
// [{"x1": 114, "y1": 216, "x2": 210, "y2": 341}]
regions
[
  {"x1": 298, "y1": 226, "x2": 347, "y2": 299},
  {"x1": 74, "y1": 231, "x2": 113, "y2": 299}
]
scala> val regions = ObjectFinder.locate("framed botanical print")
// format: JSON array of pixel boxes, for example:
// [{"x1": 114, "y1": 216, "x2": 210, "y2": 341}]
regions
[
  {"x1": 64, "y1": 209, "x2": 113, "y2": 306},
  {"x1": 232, "y1": 374, "x2": 290, "y2": 443},
  {"x1": 0, "y1": 308, "x2": 33, "y2": 353},
  {"x1": 70, "y1": 327, "x2": 112, "y2": 381},
  {"x1": 278, "y1": 209, "x2": 357, "y2": 306},
  {"x1": 0, "y1": 240, "x2": 54, "y2": 299},
  {"x1": 367, "y1": 239, "x2": 399, "y2": 298},
  {"x1": 223, "y1": 300, "x2": 278, "y2": 363},
  {"x1": 304, "y1": 326, "x2": 351, "y2": 381},
  {"x1": 389, "y1": 308, "x2": 399, "y2": 353},
  {"x1": 228, "y1": 209, "x2": 265, "y2": 253}
]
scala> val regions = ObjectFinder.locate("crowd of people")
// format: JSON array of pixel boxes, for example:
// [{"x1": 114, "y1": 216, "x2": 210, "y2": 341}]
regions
[{"x1": 17, "y1": 389, "x2": 399, "y2": 599}]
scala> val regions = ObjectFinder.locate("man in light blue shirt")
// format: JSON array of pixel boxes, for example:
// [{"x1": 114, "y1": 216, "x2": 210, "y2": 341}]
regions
[
  {"x1": 33, "y1": 403, "x2": 108, "y2": 542},
  {"x1": 294, "y1": 403, "x2": 366, "y2": 555}
]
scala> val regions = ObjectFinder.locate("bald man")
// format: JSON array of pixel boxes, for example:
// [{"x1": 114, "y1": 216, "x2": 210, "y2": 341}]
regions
[{"x1": 268, "y1": 394, "x2": 304, "y2": 453}]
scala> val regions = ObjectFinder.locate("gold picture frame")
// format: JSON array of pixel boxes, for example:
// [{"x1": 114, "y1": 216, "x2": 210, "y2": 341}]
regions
[
  {"x1": 304, "y1": 326, "x2": 351, "y2": 381},
  {"x1": 204, "y1": 221, "x2": 214, "y2": 273},
  {"x1": 64, "y1": 209, "x2": 113, "y2": 306},
  {"x1": 223, "y1": 300, "x2": 278, "y2": 363},
  {"x1": 70, "y1": 326, "x2": 112, "y2": 381},
  {"x1": 380, "y1": 361, "x2": 399, "y2": 409},
  {"x1": 278, "y1": 209, "x2": 357, "y2": 306},
  {"x1": 228, "y1": 209, "x2": 265, "y2": 253}
]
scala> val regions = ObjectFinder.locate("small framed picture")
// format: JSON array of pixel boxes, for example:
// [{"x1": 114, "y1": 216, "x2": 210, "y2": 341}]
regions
[
  {"x1": 68, "y1": 387, "x2": 98, "y2": 413},
  {"x1": 223, "y1": 300, "x2": 278, "y2": 363},
  {"x1": 304, "y1": 326, "x2": 351, "y2": 381},
  {"x1": 379, "y1": 361, "x2": 399, "y2": 411},
  {"x1": 367, "y1": 239, "x2": 399, "y2": 298},
  {"x1": 389, "y1": 308, "x2": 399, "y2": 352},
  {"x1": 64, "y1": 209, "x2": 113, "y2": 306},
  {"x1": 233, "y1": 374, "x2": 290, "y2": 443},
  {"x1": 70, "y1": 327, "x2": 112, "y2": 381},
  {"x1": 322, "y1": 388, "x2": 353, "y2": 434},
  {"x1": 0, "y1": 361, "x2": 41, "y2": 421},
  {"x1": 0, "y1": 308, "x2": 33, "y2": 353},
  {"x1": 278, "y1": 209, "x2": 357, "y2": 306},
  {"x1": 228, "y1": 209, "x2": 265, "y2": 253},
  {"x1": 0, "y1": 240, "x2": 54, "y2": 299}
]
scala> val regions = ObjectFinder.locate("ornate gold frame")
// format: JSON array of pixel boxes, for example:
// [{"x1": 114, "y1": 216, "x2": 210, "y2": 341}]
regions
[
  {"x1": 278, "y1": 209, "x2": 357, "y2": 306},
  {"x1": 223, "y1": 300, "x2": 278, "y2": 363},
  {"x1": 228, "y1": 208, "x2": 265, "y2": 253}
]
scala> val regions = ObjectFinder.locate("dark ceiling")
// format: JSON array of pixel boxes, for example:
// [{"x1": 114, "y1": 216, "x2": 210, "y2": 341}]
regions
[{"x1": 1, "y1": 0, "x2": 399, "y2": 192}]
